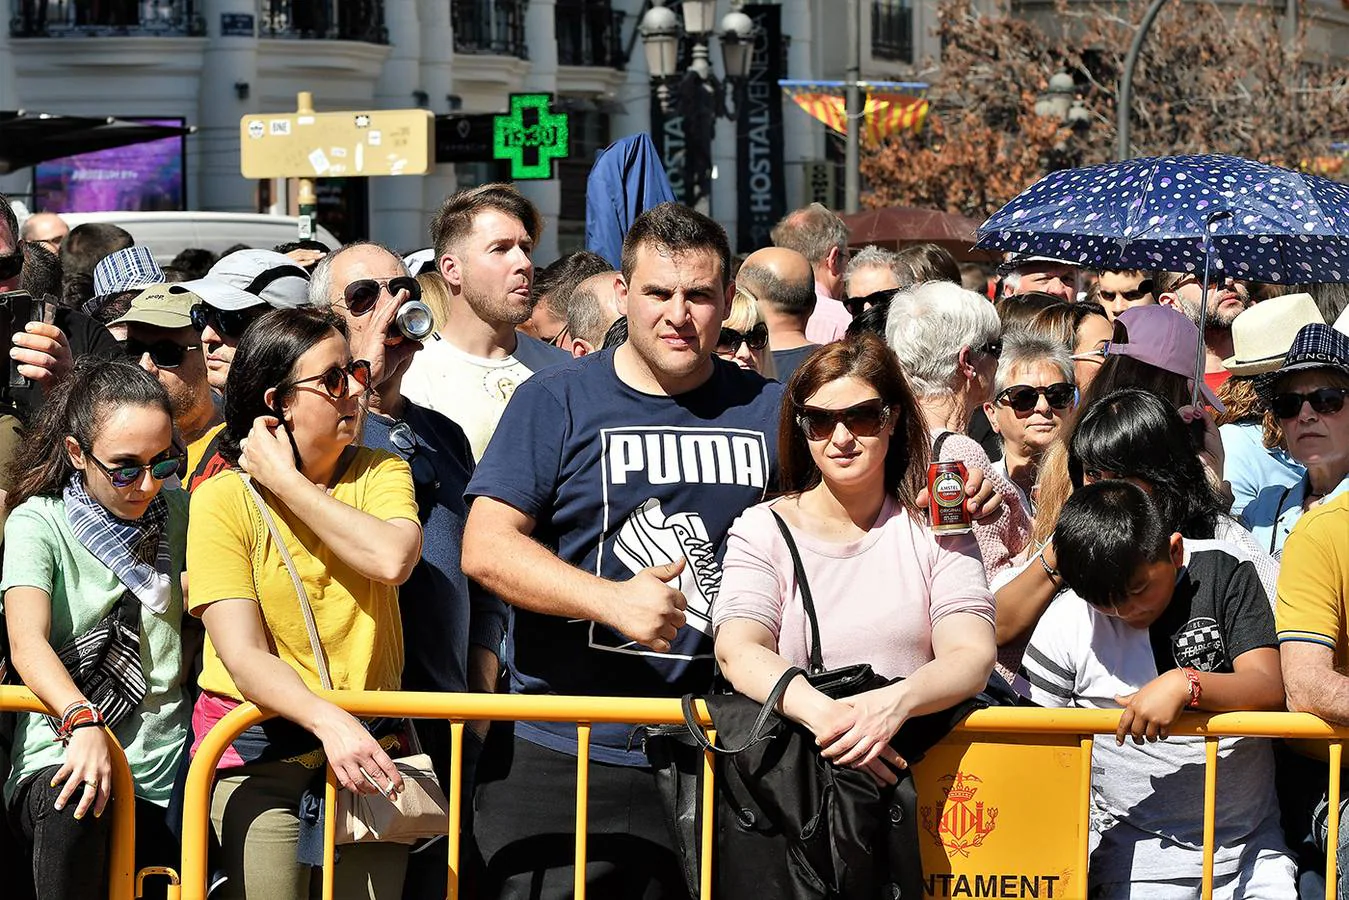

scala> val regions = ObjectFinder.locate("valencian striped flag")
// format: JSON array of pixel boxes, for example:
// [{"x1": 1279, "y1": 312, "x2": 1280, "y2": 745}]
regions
[{"x1": 778, "y1": 79, "x2": 930, "y2": 142}]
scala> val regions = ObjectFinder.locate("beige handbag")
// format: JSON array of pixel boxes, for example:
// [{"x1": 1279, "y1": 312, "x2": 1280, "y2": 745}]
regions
[{"x1": 238, "y1": 473, "x2": 450, "y2": 845}]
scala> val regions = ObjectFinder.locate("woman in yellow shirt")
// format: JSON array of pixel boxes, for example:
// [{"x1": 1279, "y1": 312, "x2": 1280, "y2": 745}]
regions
[{"x1": 187, "y1": 307, "x2": 421, "y2": 899}]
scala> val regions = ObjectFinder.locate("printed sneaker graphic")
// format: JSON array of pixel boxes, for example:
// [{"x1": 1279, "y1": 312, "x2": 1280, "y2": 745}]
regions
[{"x1": 610, "y1": 498, "x2": 722, "y2": 639}]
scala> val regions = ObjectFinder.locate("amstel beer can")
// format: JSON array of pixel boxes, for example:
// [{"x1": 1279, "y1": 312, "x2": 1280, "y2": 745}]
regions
[{"x1": 928, "y1": 460, "x2": 972, "y2": 535}]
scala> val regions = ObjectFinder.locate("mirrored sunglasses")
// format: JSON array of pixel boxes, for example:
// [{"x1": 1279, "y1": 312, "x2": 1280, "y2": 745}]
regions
[
  {"x1": 718, "y1": 323, "x2": 769, "y2": 352},
  {"x1": 996, "y1": 382, "x2": 1078, "y2": 414},
  {"x1": 342, "y1": 276, "x2": 421, "y2": 316},
  {"x1": 290, "y1": 359, "x2": 372, "y2": 400},
  {"x1": 1270, "y1": 387, "x2": 1349, "y2": 420},
  {"x1": 796, "y1": 399, "x2": 891, "y2": 441},
  {"x1": 86, "y1": 451, "x2": 185, "y2": 488}
]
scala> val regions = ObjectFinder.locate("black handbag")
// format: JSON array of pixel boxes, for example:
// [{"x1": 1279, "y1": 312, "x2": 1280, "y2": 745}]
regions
[
  {"x1": 45, "y1": 592, "x2": 147, "y2": 733},
  {"x1": 643, "y1": 509, "x2": 1010, "y2": 899}
]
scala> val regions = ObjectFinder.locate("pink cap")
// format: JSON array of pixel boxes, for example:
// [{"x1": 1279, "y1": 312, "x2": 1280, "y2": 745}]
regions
[{"x1": 1107, "y1": 306, "x2": 1226, "y2": 413}]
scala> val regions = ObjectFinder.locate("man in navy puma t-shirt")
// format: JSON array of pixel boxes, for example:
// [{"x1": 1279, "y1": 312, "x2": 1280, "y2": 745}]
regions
[{"x1": 464, "y1": 203, "x2": 784, "y2": 899}]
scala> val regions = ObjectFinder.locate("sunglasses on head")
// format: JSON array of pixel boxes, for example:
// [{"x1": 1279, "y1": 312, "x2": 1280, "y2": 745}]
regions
[
  {"x1": 341, "y1": 276, "x2": 421, "y2": 316},
  {"x1": 996, "y1": 382, "x2": 1078, "y2": 414},
  {"x1": 288, "y1": 359, "x2": 372, "y2": 400},
  {"x1": 84, "y1": 449, "x2": 185, "y2": 489},
  {"x1": 190, "y1": 303, "x2": 265, "y2": 340},
  {"x1": 718, "y1": 322, "x2": 769, "y2": 353},
  {"x1": 796, "y1": 398, "x2": 892, "y2": 441},
  {"x1": 0, "y1": 250, "x2": 23, "y2": 282},
  {"x1": 1098, "y1": 281, "x2": 1154, "y2": 303},
  {"x1": 1270, "y1": 387, "x2": 1349, "y2": 420},
  {"x1": 125, "y1": 338, "x2": 199, "y2": 370},
  {"x1": 975, "y1": 341, "x2": 1002, "y2": 358}
]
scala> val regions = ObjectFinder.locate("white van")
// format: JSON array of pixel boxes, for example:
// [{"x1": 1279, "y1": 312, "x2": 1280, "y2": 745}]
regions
[{"x1": 55, "y1": 211, "x2": 339, "y2": 266}]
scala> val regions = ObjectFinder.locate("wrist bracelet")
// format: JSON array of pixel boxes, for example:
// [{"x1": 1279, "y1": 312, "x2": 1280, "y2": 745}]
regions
[
  {"x1": 1039, "y1": 553, "x2": 1061, "y2": 583},
  {"x1": 1182, "y1": 667, "x2": 1202, "y2": 709}
]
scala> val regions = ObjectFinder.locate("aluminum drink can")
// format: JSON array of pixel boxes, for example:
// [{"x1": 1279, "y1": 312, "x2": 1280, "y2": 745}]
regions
[{"x1": 928, "y1": 460, "x2": 972, "y2": 535}]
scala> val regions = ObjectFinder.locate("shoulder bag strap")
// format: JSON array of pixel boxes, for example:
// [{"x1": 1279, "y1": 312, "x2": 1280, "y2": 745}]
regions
[
  {"x1": 681, "y1": 664, "x2": 805, "y2": 755},
  {"x1": 931, "y1": 430, "x2": 954, "y2": 460},
  {"x1": 769, "y1": 509, "x2": 824, "y2": 675},
  {"x1": 237, "y1": 472, "x2": 334, "y2": 691}
]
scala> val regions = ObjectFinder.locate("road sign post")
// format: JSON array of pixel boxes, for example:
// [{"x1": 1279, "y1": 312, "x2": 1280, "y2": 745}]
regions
[{"x1": 240, "y1": 93, "x2": 435, "y2": 238}]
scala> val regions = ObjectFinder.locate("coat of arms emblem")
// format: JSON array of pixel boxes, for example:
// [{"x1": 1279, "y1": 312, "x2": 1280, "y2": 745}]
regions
[{"x1": 921, "y1": 771, "x2": 999, "y2": 857}]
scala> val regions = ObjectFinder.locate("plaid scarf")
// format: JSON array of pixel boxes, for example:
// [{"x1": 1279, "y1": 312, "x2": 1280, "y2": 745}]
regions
[{"x1": 63, "y1": 474, "x2": 172, "y2": 615}]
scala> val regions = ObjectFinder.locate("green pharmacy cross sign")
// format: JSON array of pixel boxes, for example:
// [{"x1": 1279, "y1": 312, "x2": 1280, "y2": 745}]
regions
[{"x1": 493, "y1": 93, "x2": 570, "y2": 180}]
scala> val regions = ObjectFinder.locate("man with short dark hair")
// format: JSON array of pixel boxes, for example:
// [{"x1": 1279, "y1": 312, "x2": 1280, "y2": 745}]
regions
[
  {"x1": 59, "y1": 222, "x2": 133, "y2": 309},
  {"x1": 736, "y1": 246, "x2": 818, "y2": 382},
  {"x1": 401, "y1": 184, "x2": 569, "y2": 460},
  {"x1": 771, "y1": 202, "x2": 852, "y2": 343},
  {"x1": 563, "y1": 269, "x2": 622, "y2": 358},
  {"x1": 524, "y1": 248, "x2": 611, "y2": 346},
  {"x1": 1158, "y1": 270, "x2": 1252, "y2": 395},
  {"x1": 1095, "y1": 269, "x2": 1159, "y2": 322},
  {"x1": 463, "y1": 202, "x2": 783, "y2": 899}
]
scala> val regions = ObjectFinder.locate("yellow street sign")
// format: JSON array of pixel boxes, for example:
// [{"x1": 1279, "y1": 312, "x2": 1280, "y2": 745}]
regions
[{"x1": 239, "y1": 109, "x2": 434, "y2": 179}]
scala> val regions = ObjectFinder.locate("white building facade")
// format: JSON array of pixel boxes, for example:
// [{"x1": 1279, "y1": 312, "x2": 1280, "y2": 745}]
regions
[{"x1": 0, "y1": 0, "x2": 942, "y2": 258}]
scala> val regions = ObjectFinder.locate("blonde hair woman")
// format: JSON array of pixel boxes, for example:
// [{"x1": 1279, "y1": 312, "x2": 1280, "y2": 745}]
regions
[{"x1": 716, "y1": 286, "x2": 777, "y2": 379}]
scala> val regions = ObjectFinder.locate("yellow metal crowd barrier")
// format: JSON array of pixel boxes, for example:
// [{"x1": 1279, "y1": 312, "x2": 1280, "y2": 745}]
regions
[
  {"x1": 7, "y1": 684, "x2": 1344, "y2": 899},
  {"x1": 173, "y1": 691, "x2": 1349, "y2": 900},
  {"x1": 0, "y1": 685, "x2": 141, "y2": 900}
]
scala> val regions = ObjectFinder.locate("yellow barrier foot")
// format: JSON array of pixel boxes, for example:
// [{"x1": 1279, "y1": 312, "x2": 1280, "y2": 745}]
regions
[{"x1": 137, "y1": 866, "x2": 182, "y2": 900}]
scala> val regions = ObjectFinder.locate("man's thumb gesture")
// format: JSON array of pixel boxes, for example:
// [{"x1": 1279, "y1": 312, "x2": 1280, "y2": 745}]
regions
[{"x1": 645, "y1": 557, "x2": 687, "y2": 584}]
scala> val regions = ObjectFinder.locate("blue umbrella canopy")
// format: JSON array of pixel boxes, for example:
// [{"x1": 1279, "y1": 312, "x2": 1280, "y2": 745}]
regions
[{"x1": 976, "y1": 154, "x2": 1349, "y2": 283}]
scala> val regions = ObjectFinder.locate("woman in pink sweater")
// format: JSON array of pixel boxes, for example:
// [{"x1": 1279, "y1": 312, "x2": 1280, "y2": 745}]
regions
[{"x1": 713, "y1": 334, "x2": 997, "y2": 787}]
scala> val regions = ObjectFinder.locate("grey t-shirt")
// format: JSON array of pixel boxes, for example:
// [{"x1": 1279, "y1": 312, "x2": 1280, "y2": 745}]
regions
[{"x1": 1020, "y1": 546, "x2": 1285, "y2": 884}]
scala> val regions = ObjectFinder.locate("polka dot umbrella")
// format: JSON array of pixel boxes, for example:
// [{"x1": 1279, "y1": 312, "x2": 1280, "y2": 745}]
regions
[
  {"x1": 976, "y1": 154, "x2": 1349, "y2": 405},
  {"x1": 976, "y1": 154, "x2": 1349, "y2": 283}
]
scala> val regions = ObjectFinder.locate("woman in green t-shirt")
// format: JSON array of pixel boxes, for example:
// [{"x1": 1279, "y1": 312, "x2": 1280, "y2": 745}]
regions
[{"x1": 1, "y1": 358, "x2": 189, "y2": 897}]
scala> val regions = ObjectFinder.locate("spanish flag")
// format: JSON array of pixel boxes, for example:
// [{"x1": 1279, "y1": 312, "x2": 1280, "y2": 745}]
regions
[{"x1": 779, "y1": 80, "x2": 929, "y2": 142}]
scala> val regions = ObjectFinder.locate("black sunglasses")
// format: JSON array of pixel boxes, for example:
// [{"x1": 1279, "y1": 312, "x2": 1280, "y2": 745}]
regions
[
  {"x1": 190, "y1": 303, "x2": 266, "y2": 340},
  {"x1": 718, "y1": 322, "x2": 769, "y2": 353},
  {"x1": 975, "y1": 341, "x2": 1002, "y2": 358},
  {"x1": 996, "y1": 382, "x2": 1078, "y2": 414},
  {"x1": 0, "y1": 250, "x2": 22, "y2": 282},
  {"x1": 288, "y1": 359, "x2": 372, "y2": 400},
  {"x1": 1098, "y1": 281, "x2": 1154, "y2": 303},
  {"x1": 390, "y1": 420, "x2": 441, "y2": 523},
  {"x1": 341, "y1": 276, "x2": 421, "y2": 316},
  {"x1": 843, "y1": 288, "x2": 898, "y2": 317},
  {"x1": 125, "y1": 338, "x2": 199, "y2": 370},
  {"x1": 1270, "y1": 387, "x2": 1349, "y2": 420},
  {"x1": 84, "y1": 450, "x2": 185, "y2": 489},
  {"x1": 796, "y1": 399, "x2": 892, "y2": 441}
]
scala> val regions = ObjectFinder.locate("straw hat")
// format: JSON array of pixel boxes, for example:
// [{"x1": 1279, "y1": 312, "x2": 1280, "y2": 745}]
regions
[{"x1": 1221, "y1": 293, "x2": 1323, "y2": 377}]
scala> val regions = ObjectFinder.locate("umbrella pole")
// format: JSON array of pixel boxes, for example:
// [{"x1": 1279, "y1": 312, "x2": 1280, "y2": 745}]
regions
[{"x1": 1193, "y1": 210, "x2": 1233, "y2": 408}]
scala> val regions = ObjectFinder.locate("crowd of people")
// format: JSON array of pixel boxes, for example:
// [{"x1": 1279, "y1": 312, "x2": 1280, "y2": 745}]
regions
[{"x1": 0, "y1": 185, "x2": 1348, "y2": 900}]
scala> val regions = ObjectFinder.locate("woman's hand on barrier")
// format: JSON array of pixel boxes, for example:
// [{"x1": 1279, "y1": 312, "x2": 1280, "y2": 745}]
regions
[
  {"x1": 816, "y1": 687, "x2": 910, "y2": 775},
  {"x1": 314, "y1": 707, "x2": 405, "y2": 798},
  {"x1": 1114, "y1": 669, "x2": 1190, "y2": 745},
  {"x1": 51, "y1": 727, "x2": 113, "y2": 819},
  {"x1": 238, "y1": 415, "x2": 298, "y2": 492}
]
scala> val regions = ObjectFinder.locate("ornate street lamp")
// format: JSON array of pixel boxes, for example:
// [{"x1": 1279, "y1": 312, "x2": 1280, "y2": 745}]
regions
[{"x1": 640, "y1": 0, "x2": 758, "y2": 210}]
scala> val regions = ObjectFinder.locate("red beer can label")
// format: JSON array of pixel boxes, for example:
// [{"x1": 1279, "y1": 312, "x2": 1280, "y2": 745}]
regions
[{"x1": 928, "y1": 461, "x2": 972, "y2": 535}]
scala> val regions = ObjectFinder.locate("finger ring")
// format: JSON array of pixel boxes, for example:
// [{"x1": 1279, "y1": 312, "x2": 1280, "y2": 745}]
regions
[{"x1": 85, "y1": 779, "x2": 98, "y2": 787}]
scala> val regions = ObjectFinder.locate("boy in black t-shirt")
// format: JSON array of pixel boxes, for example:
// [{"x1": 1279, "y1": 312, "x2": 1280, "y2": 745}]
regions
[{"x1": 1021, "y1": 481, "x2": 1293, "y2": 896}]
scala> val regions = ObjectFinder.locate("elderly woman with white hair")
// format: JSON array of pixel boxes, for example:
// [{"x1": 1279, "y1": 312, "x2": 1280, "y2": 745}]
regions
[
  {"x1": 886, "y1": 281, "x2": 1033, "y2": 582},
  {"x1": 982, "y1": 331, "x2": 1078, "y2": 515}
]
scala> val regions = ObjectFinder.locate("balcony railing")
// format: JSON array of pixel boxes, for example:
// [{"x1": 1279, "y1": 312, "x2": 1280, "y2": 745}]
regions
[
  {"x1": 871, "y1": 0, "x2": 913, "y2": 63},
  {"x1": 452, "y1": 0, "x2": 527, "y2": 60},
  {"x1": 261, "y1": 0, "x2": 387, "y2": 43},
  {"x1": 556, "y1": 0, "x2": 625, "y2": 69},
  {"x1": 11, "y1": 0, "x2": 204, "y2": 37}
]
